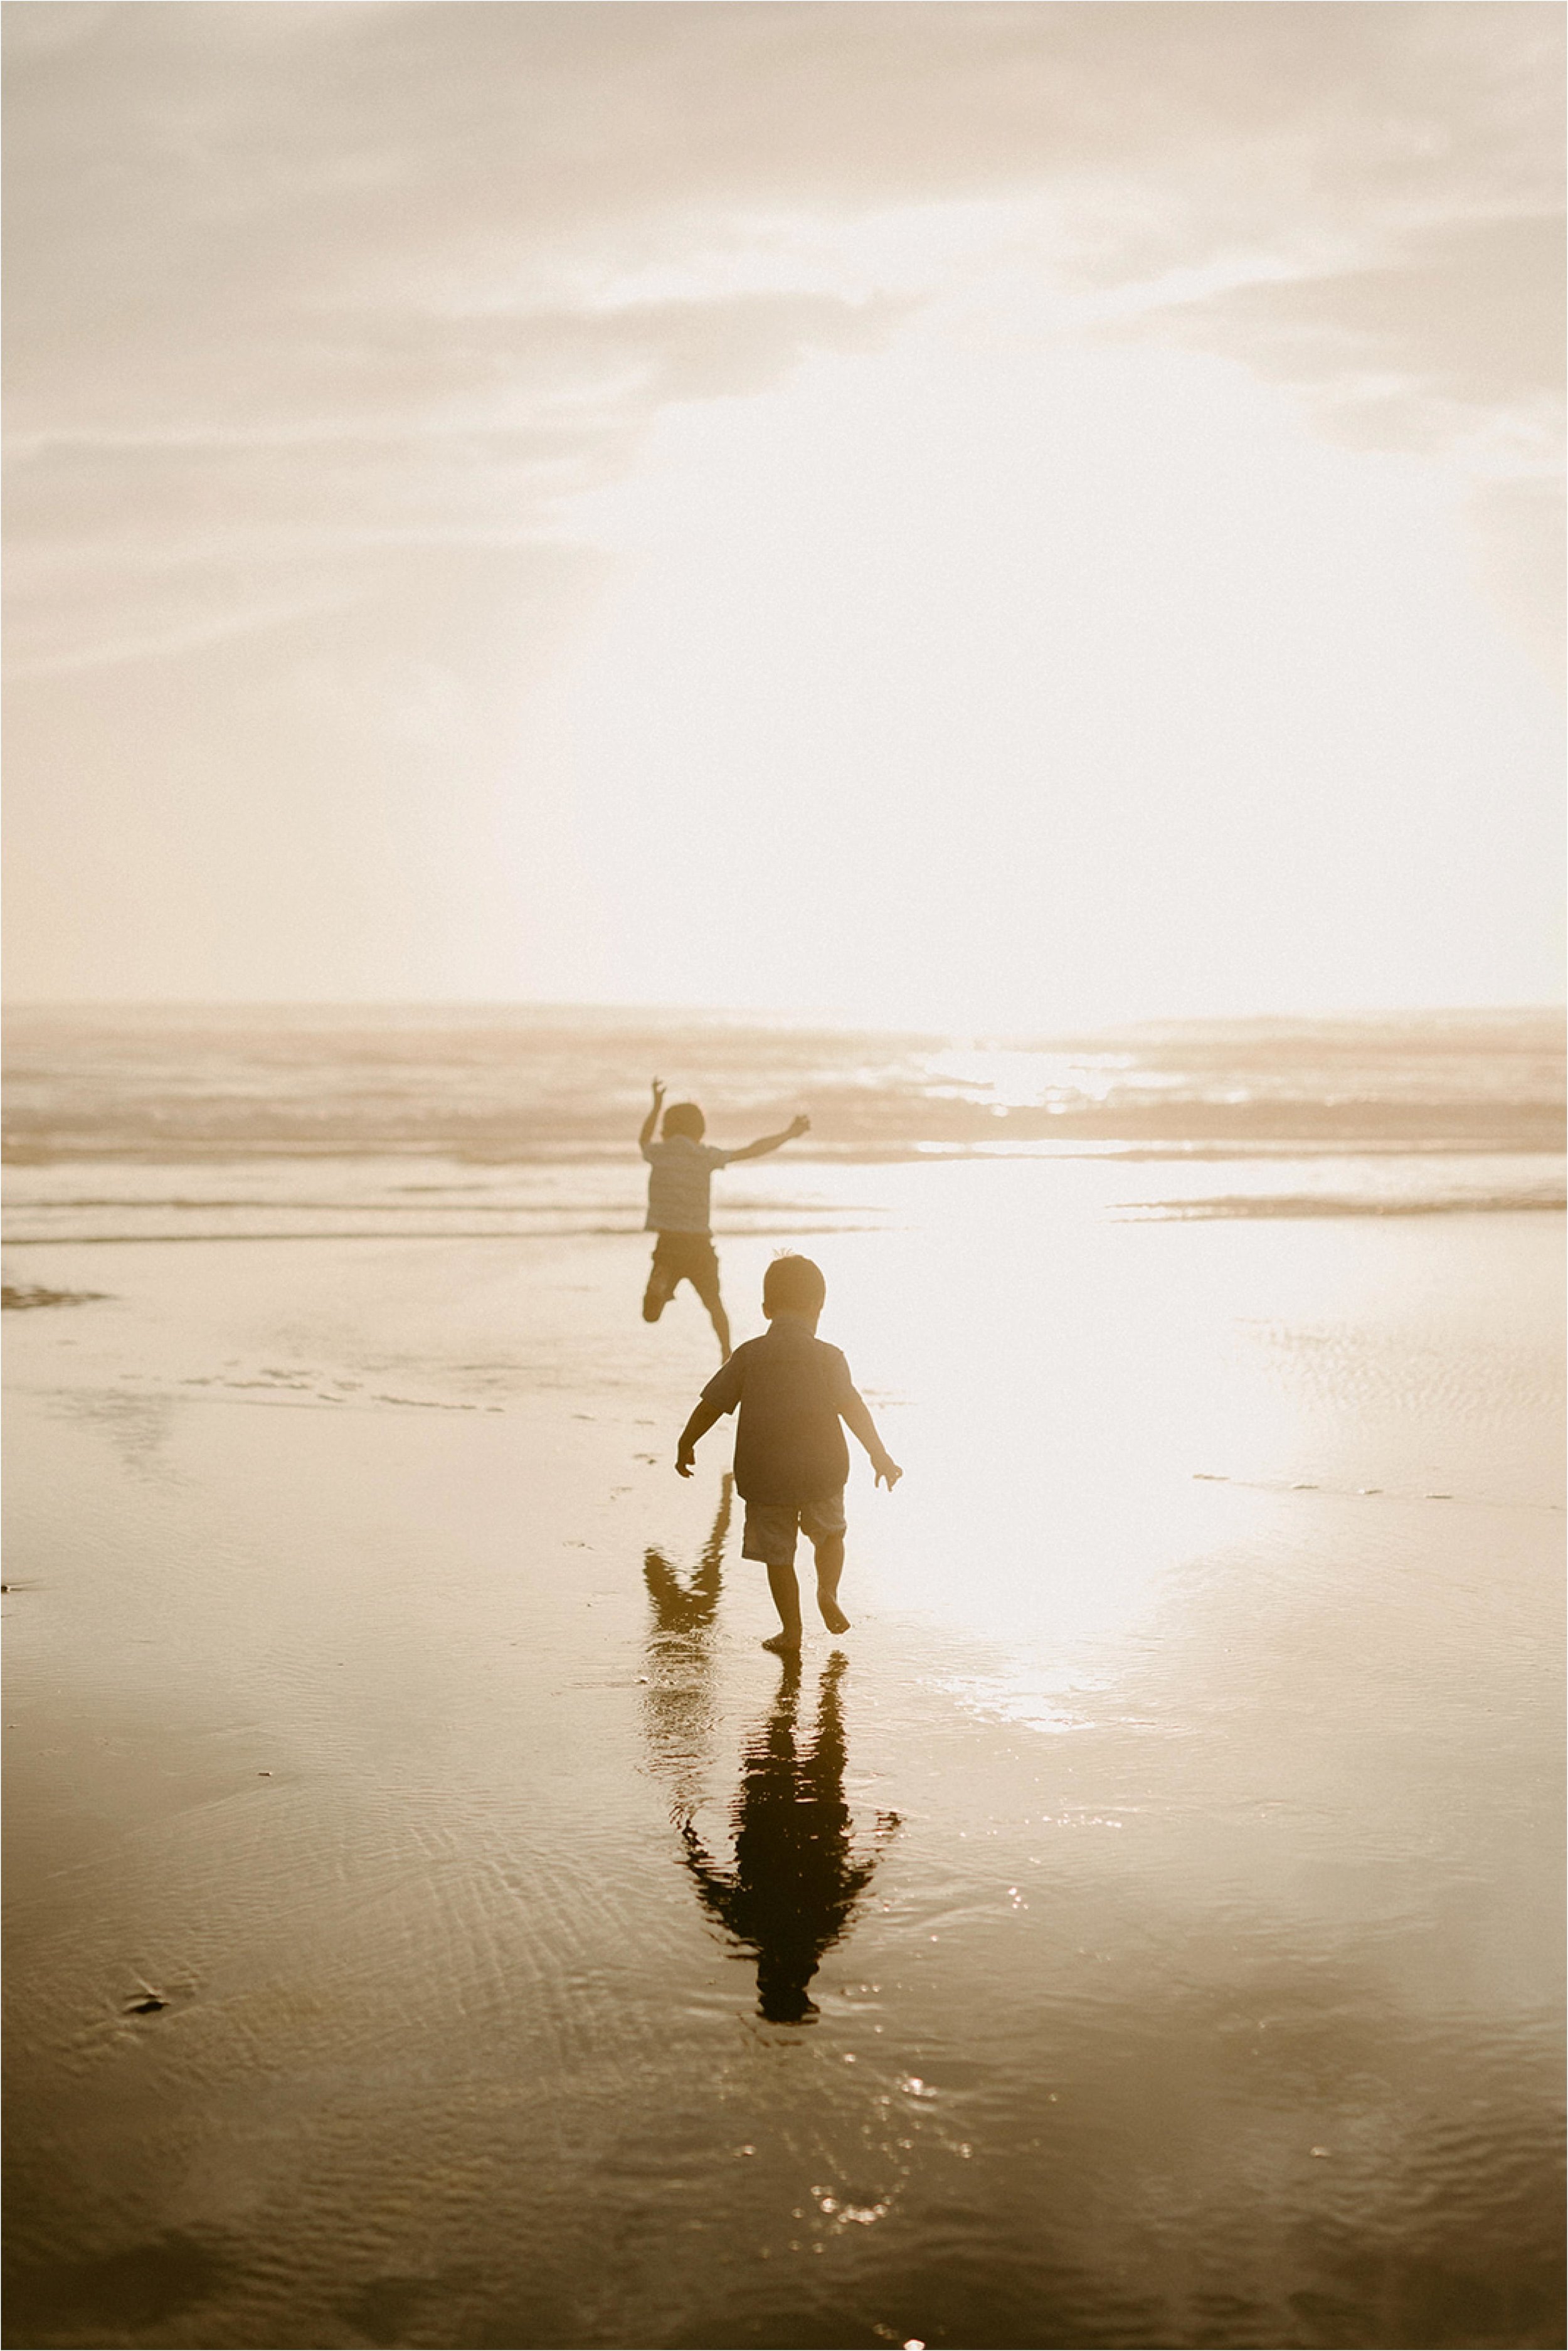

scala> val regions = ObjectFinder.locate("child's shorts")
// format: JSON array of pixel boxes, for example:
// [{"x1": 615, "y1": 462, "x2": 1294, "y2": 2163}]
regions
[
  {"x1": 644, "y1": 1231, "x2": 723, "y2": 1315},
  {"x1": 741, "y1": 1490, "x2": 847, "y2": 1569}
]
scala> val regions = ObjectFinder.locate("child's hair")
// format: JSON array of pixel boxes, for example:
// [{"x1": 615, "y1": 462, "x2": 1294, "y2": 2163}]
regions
[
  {"x1": 763, "y1": 1253, "x2": 827, "y2": 1318},
  {"x1": 661, "y1": 1101, "x2": 706, "y2": 1141}
]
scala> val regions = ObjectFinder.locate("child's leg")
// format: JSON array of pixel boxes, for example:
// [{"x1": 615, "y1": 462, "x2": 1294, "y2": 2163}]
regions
[
  {"x1": 642, "y1": 1241, "x2": 676, "y2": 1323},
  {"x1": 811, "y1": 1534, "x2": 850, "y2": 1635},
  {"x1": 802, "y1": 1494, "x2": 850, "y2": 1633},
  {"x1": 689, "y1": 1243, "x2": 731, "y2": 1361},
  {"x1": 762, "y1": 1562, "x2": 803, "y2": 1652},
  {"x1": 743, "y1": 1502, "x2": 804, "y2": 1651}
]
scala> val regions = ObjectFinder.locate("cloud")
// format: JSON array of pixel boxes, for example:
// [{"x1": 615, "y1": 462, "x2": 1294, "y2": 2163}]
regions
[
  {"x1": 1098, "y1": 204, "x2": 1565, "y2": 674},
  {"x1": 3, "y1": 1, "x2": 1561, "y2": 676},
  {"x1": 1121, "y1": 212, "x2": 1564, "y2": 447},
  {"x1": 4, "y1": 5, "x2": 1560, "y2": 1008},
  {"x1": 3, "y1": 287, "x2": 901, "y2": 670}
]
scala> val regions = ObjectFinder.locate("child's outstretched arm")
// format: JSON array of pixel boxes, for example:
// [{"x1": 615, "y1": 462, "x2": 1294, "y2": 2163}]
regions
[
  {"x1": 639, "y1": 1077, "x2": 665, "y2": 1152},
  {"x1": 675, "y1": 1396, "x2": 724, "y2": 1477},
  {"x1": 841, "y1": 1389, "x2": 902, "y2": 1489},
  {"x1": 726, "y1": 1112, "x2": 810, "y2": 1163}
]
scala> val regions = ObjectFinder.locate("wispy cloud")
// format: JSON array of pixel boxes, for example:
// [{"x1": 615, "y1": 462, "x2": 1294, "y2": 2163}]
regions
[
  {"x1": 1126, "y1": 212, "x2": 1563, "y2": 459},
  {"x1": 5, "y1": 3, "x2": 1559, "y2": 674}
]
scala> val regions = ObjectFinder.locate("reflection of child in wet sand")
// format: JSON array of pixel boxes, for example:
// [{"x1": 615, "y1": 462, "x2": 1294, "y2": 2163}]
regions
[
  {"x1": 639, "y1": 1079, "x2": 809, "y2": 1361},
  {"x1": 642, "y1": 1473, "x2": 732, "y2": 1640},
  {"x1": 675, "y1": 1255, "x2": 901, "y2": 1653},
  {"x1": 679, "y1": 1652, "x2": 898, "y2": 2023}
]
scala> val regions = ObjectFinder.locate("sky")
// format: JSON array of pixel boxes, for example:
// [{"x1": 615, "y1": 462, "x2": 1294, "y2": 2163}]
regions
[{"x1": 3, "y1": 0, "x2": 1563, "y2": 1026}]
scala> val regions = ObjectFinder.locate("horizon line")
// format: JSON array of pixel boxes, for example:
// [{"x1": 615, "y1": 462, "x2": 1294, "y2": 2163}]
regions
[{"x1": 3, "y1": 997, "x2": 1564, "y2": 1031}]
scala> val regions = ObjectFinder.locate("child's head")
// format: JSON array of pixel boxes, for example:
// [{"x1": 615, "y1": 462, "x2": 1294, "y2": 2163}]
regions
[
  {"x1": 763, "y1": 1253, "x2": 827, "y2": 1322},
  {"x1": 661, "y1": 1101, "x2": 706, "y2": 1142}
]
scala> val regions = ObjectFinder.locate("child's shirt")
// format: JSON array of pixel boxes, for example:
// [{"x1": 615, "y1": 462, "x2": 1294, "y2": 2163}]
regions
[
  {"x1": 642, "y1": 1134, "x2": 733, "y2": 1233},
  {"x1": 698, "y1": 1320, "x2": 859, "y2": 1504}
]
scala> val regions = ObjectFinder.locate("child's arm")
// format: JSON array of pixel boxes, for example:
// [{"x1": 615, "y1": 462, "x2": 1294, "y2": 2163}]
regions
[
  {"x1": 841, "y1": 1388, "x2": 902, "y2": 1489},
  {"x1": 675, "y1": 1396, "x2": 724, "y2": 1477},
  {"x1": 675, "y1": 1354, "x2": 743, "y2": 1476},
  {"x1": 726, "y1": 1112, "x2": 810, "y2": 1163},
  {"x1": 639, "y1": 1077, "x2": 665, "y2": 1153}
]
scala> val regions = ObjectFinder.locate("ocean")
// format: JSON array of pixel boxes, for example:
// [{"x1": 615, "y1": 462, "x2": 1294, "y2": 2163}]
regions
[{"x1": 4, "y1": 1004, "x2": 1562, "y2": 1256}]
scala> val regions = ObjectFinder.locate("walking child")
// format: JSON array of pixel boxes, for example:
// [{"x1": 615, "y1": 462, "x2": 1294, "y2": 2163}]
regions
[
  {"x1": 675, "y1": 1254, "x2": 901, "y2": 1653},
  {"x1": 639, "y1": 1078, "x2": 808, "y2": 1359}
]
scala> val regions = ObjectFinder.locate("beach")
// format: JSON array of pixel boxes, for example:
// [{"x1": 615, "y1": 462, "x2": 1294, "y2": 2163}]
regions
[
  {"x1": 4, "y1": 1098, "x2": 1563, "y2": 2348},
  {"x1": 8, "y1": 1, "x2": 1565, "y2": 2338}
]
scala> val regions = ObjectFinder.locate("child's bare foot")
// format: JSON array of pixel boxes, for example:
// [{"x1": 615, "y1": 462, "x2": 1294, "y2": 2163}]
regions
[
  {"x1": 760, "y1": 1632, "x2": 801, "y2": 1655},
  {"x1": 818, "y1": 1599, "x2": 850, "y2": 1635}
]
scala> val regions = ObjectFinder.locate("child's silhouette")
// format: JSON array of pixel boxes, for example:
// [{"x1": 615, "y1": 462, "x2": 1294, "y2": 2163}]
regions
[
  {"x1": 678, "y1": 1653, "x2": 899, "y2": 2024},
  {"x1": 676, "y1": 1254, "x2": 900, "y2": 1651},
  {"x1": 638, "y1": 1079, "x2": 808, "y2": 1360}
]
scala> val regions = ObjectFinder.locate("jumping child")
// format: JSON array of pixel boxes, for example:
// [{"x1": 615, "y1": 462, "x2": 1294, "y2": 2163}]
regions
[{"x1": 639, "y1": 1078, "x2": 808, "y2": 1359}]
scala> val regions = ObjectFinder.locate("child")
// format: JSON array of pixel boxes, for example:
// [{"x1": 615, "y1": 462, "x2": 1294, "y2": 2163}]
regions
[
  {"x1": 639, "y1": 1078, "x2": 809, "y2": 1359},
  {"x1": 675, "y1": 1254, "x2": 901, "y2": 1653}
]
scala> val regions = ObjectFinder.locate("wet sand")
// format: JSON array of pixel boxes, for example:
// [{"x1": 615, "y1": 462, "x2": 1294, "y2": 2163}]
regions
[{"x1": 3, "y1": 1172, "x2": 1563, "y2": 2350}]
